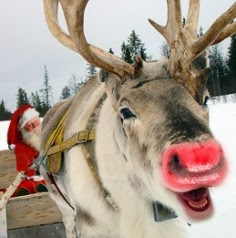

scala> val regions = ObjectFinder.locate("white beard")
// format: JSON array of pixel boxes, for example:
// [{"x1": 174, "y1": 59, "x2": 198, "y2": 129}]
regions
[{"x1": 21, "y1": 128, "x2": 40, "y2": 151}]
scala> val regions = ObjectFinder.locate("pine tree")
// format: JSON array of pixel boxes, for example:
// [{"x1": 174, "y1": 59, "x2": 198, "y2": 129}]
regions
[
  {"x1": 121, "y1": 30, "x2": 148, "y2": 64},
  {"x1": 228, "y1": 34, "x2": 236, "y2": 72},
  {"x1": 109, "y1": 48, "x2": 114, "y2": 54},
  {"x1": 226, "y1": 34, "x2": 236, "y2": 93},
  {"x1": 86, "y1": 63, "x2": 97, "y2": 80},
  {"x1": 60, "y1": 86, "x2": 71, "y2": 100},
  {"x1": 16, "y1": 87, "x2": 29, "y2": 108},
  {"x1": 140, "y1": 46, "x2": 147, "y2": 62},
  {"x1": 128, "y1": 30, "x2": 142, "y2": 56},
  {"x1": 198, "y1": 26, "x2": 204, "y2": 37},
  {"x1": 0, "y1": 100, "x2": 12, "y2": 121},
  {"x1": 160, "y1": 41, "x2": 170, "y2": 58},
  {"x1": 68, "y1": 74, "x2": 84, "y2": 96},
  {"x1": 121, "y1": 41, "x2": 133, "y2": 64},
  {"x1": 30, "y1": 92, "x2": 44, "y2": 117},
  {"x1": 40, "y1": 65, "x2": 53, "y2": 115},
  {"x1": 208, "y1": 45, "x2": 228, "y2": 96},
  {"x1": 182, "y1": 17, "x2": 186, "y2": 27}
]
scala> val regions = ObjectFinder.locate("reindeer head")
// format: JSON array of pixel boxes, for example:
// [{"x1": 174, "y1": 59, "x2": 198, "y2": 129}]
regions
[
  {"x1": 43, "y1": 0, "x2": 235, "y2": 222},
  {"x1": 96, "y1": 59, "x2": 227, "y2": 222}
]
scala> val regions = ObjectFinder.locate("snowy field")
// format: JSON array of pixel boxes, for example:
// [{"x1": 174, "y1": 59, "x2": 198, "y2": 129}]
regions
[{"x1": 0, "y1": 103, "x2": 236, "y2": 237}]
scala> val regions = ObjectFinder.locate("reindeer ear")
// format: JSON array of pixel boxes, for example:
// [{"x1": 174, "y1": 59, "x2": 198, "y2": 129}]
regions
[
  {"x1": 98, "y1": 69, "x2": 121, "y2": 102},
  {"x1": 195, "y1": 68, "x2": 212, "y2": 105},
  {"x1": 133, "y1": 55, "x2": 143, "y2": 78}
]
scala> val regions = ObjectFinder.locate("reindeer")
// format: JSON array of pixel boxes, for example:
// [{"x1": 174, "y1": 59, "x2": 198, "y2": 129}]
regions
[{"x1": 39, "y1": 0, "x2": 236, "y2": 237}]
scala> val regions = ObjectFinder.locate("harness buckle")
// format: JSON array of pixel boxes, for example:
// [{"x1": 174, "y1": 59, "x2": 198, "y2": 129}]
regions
[{"x1": 77, "y1": 131, "x2": 89, "y2": 143}]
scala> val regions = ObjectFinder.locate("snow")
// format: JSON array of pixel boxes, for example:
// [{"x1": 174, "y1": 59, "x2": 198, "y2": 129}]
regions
[
  {"x1": 187, "y1": 103, "x2": 236, "y2": 237},
  {"x1": 0, "y1": 103, "x2": 236, "y2": 237}
]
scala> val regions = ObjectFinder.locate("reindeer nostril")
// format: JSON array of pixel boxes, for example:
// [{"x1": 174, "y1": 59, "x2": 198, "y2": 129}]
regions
[
  {"x1": 170, "y1": 154, "x2": 180, "y2": 167},
  {"x1": 172, "y1": 154, "x2": 179, "y2": 165},
  {"x1": 169, "y1": 154, "x2": 184, "y2": 173}
]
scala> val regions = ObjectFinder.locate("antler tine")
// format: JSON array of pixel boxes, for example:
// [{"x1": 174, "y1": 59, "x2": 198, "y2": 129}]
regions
[
  {"x1": 44, "y1": 0, "x2": 77, "y2": 52},
  {"x1": 168, "y1": 0, "x2": 182, "y2": 29},
  {"x1": 44, "y1": 0, "x2": 134, "y2": 78},
  {"x1": 190, "y1": 2, "x2": 236, "y2": 56},
  {"x1": 148, "y1": 0, "x2": 182, "y2": 46},
  {"x1": 212, "y1": 21, "x2": 236, "y2": 45},
  {"x1": 185, "y1": 0, "x2": 200, "y2": 37},
  {"x1": 148, "y1": 0, "x2": 212, "y2": 105},
  {"x1": 148, "y1": 0, "x2": 236, "y2": 105}
]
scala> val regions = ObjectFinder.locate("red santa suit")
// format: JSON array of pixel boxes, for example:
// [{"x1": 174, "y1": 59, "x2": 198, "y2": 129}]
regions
[{"x1": 7, "y1": 104, "x2": 47, "y2": 196}]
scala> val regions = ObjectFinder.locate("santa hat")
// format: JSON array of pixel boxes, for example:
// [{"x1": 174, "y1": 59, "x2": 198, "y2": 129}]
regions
[{"x1": 7, "y1": 105, "x2": 39, "y2": 149}]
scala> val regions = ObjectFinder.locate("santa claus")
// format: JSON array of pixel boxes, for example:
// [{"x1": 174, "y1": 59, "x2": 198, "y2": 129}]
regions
[{"x1": 7, "y1": 104, "x2": 47, "y2": 196}]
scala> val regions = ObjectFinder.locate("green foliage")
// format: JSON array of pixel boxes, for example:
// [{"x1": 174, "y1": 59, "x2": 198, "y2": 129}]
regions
[
  {"x1": 3, "y1": 30, "x2": 235, "y2": 113},
  {"x1": 30, "y1": 91, "x2": 44, "y2": 117},
  {"x1": 121, "y1": 30, "x2": 148, "y2": 64},
  {"x1": 86, "y1": 63, "x2": 97, "y2": 80},
  {"x1": 0, "y1": 100, "x2": 12, "y2": 121},
  {"x1": 160, "y1": 41, "x2": 170, "y2": 58},
  {"x1": 59, "y1": 74, "x2": 85, "y2": 100},
  {"x1": 68, "y1": 74, "x2": 84, "y2": 95},
  {"x1": 182, "y1": 17, "x2": 186, "y2": 27},
  {"x1": 208, "y1": 45, "x2": 229, "y2": 96},
  {"x1": 109, "y1": 48, "x2": 114, "y2": 54},
  {"x1": 227, "y1": 34, "x2": 236, "y2": 72},
  {"x1": 60, "y1": 86, "x2": 71, "y2": 100},
  {"x1": 16, "y1": 87, "x2": 29, "y2": 108},
  {"x1": 198, "y1": 26, "x2": 204, "y2": 37},
  {"x1": 226, "y1": 34, "x2": 236, "y2": 94},
  {"x1": 121, "y1": 41, "x2": 133, "y2": 64}
]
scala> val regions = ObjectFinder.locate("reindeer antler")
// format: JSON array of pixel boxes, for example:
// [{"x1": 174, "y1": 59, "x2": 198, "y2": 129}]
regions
[
  {"x1": 44, "y1": 0, "x2": 134, "y2": 78},
  {"x1": 44, "y1": 0, "x2": 236, "y2": 104},
  {"x1": 149, "y1": 0, "x2": 236, "y2": 104}
]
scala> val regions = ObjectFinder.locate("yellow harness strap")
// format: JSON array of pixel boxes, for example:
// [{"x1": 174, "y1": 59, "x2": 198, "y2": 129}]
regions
[
  {"x1": 47, "y1": 130, "x2": 95, "y2": 156},
  {"x1": 45, "y1": 111, "x2": 96, "y2": 174},
  {"x1": 43, "y1": 94, "x2": 119, "y2": 210},
  {"x1": 45, "y1": 112, "x2": 67, "y2": 151},
  {"x1": 45, "y1": 112, "x2": 67, "y2": 174}
]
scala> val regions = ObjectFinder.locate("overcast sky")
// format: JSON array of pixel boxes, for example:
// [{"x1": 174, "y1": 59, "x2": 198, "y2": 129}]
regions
[{"x1": 0, "y1": 0, "x2": 234, "y2": 112}]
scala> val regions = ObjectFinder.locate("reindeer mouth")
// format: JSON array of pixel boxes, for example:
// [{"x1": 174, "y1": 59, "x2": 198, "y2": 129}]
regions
[
  {"x1": 160, "y1": 140, "x2": 228, "y2": 219},
  {"x1": 177, "y1": 187, "x2": 213, "y2": 219}
]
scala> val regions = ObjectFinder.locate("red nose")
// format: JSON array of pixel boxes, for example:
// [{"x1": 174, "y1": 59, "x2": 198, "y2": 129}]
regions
[{"x1": 161, "y1": 140, "x2": 228, "y2": 192}]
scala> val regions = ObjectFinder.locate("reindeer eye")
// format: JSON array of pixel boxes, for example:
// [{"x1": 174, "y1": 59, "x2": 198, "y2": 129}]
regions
[
  {"x1": 120, "y1": 108, "x2": 136, "y2": 120},
  {"x1": 203, "y1": 96, "x2": 209, "y2": 106}
]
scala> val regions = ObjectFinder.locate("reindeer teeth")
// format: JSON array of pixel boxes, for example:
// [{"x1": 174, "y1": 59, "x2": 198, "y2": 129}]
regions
[{"x1": 187, "y1": 198, "x2": 208, "y2": 210}]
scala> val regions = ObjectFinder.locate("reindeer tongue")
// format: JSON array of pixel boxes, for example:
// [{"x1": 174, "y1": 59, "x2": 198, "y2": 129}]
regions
[{"x1": 181, "y1": 187, "x2": 208, "y2": 200}]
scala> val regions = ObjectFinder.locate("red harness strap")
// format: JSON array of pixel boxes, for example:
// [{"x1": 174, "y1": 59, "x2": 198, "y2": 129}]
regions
[{"x1": 47, "y1": 172, "x2": 75, "y2": 211}]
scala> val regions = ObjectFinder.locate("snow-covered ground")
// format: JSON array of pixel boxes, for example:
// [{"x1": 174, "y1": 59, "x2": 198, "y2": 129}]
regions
[
  {"x1": 0, "y1": 103, "x2": 235, "y2": 237},
  {"x1": 187, "y1": 103, "x2": 236, "y2": 238}
]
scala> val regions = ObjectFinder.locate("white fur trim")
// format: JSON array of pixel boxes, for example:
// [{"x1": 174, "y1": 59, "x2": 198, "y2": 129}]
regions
[
  {"x1": 9, "y1": 144, "x2": 16, "y2": 150},
  {"x1": 26, "y1": 175, "x2": 44, "y2": 182},
  {"x1": 20, "y1": 108, "x2": 39, "y2": 128}
]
